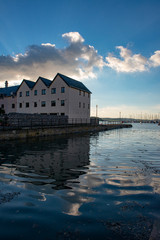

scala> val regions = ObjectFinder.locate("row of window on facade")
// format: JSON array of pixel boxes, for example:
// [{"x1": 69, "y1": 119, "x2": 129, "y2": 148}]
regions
[
  {"x1": 19, "y1": 87, "x2": 64, "y2": 97},
  {"x1": 41, "y1": 113, "x2": 65, "y2": 116},
  {"x1": 1, "y1": 101, "x2": 89, "y2": 109},
  {"x1": 19, "y1": 100, "x2": 65, "y2": 108},
  {"x1": 19, "y1": 88, "x2": 89, "y2": 97}
]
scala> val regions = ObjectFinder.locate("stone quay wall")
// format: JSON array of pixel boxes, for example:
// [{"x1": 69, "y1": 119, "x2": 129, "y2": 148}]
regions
[{"x1": 0, "y1": 124, "x2": 132, "y2": 140}]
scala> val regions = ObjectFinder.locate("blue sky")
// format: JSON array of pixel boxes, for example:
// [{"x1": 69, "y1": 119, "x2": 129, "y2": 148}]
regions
[{"x1": 0, "y1": 0, "x2": 160, "y2": 118}]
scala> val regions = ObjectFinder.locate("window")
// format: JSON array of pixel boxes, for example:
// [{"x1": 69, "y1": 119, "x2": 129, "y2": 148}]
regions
[
  {"x1": 79, "y1": 90, "x2": 81, "y2": 95},
  {"x1": 34, "y1": 90, "x2": 37, "y2": 96},
  {"x1": 34, "y1": 102, "x2": 37, "y2": 107},
  {"x1": 51, "y1": 100, "x2": 56, "y2": 107},
  {"x1": 19, "y1": 103, "x2": 22, "y2": 108},
  {"x1": 26, "y1": 91, "x2": 29, "y2": 96},
  {"x1": 1, "y1": 104, "x2": 4, "y2": 109},
  {"x1": 83, "y1": 103, "x2": 85, "y2": 108},
  {"x1": 88, "y1": 93, "x2": 90, "y2": 98},
  {"x1": 12, "y1": 104, "x2": 15, "y2": 109},
  {"x1": 88, "y1": 104, "x2": 90, "y2": 109},
  {"x1": 61, "y1": 113, "x2": 65, "y2": 116},
  {"x1": 19, "y1": 92, "x2": 22, "y2": 97},
  {"x1": 61, "y1": 100, "x2": 65, "y2": 106},
  {"x1": 41, "y1": 101, "x2": 46, "y2": 107},
  {"x1": 42, "y1": 89, "x2": 46, "y2": 95},
  {"x1": 83, "y1": 91, "x2": 85, "y2": 96},
  {"x1": 61, "y1": 87, "x2": 65, "y2": 93},
  {"x1": 79, "y1": 102, "x2": 81, "y2": 108},
  {"x1": 50, "y1": 113, "x2": 57, "y2": 116},
  {"x1": 26, "y1": 102, "x2": 29, "y2": 108},
  {"x1": 51, "y1": 88, "x2": 56, "y2": 94}
]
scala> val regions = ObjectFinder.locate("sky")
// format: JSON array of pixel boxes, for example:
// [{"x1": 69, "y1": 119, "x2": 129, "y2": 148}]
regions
[{"x1": 0, "y1": 0, "x2": 160, "y2": 118}]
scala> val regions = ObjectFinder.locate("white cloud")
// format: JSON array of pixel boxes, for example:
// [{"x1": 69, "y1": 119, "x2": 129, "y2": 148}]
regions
[
  {"x1": 41, "y1": 43, "x2": 55, "y2": 47},
  {"x1": 149, "y1": 50, "x2": 160, "y2": 67},
  {"x1": 1, "y1": 33, "x2": 160, "y2": 86},
  {"x1": 0, "y1": 32, "x2": 105, "y2": 85},
  {"x1": 106, "y1": 46, "x2": 148, "y2": 73},
  {"x1": 62, "y1": 32, "x2": 84, "y2": 43}
]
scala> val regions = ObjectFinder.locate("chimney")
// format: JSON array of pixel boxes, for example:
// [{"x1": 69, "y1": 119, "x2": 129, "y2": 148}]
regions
[{"x1": 5, "y1": 81, "x2": 8, "y2": 88}]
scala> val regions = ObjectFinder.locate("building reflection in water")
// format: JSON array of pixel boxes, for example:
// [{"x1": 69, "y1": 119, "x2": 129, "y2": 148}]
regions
[
  {"x1": 1, "y1": 135, "x2": 90, "y2": 188},
  {"x1": 0, "y1": 134, "x2": 93, "y2": 216}
]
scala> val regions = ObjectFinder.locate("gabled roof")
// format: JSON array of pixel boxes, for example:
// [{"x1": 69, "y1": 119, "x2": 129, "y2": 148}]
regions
[
  {"x1": 0, "y1": 85, "x2": 19, "y2": 97},
  {"x1": 38, "y1": 77, "x2": 52, "y2": 87},
  {"x1": 16, "y1": 79, "x2": 35, "y2": 92},
  {"x1": 56, "y1": 73, "x2": 91, "y2": 93},
  {"x1": 23, "y1": 79, "x2": 35, "y2": 89}
]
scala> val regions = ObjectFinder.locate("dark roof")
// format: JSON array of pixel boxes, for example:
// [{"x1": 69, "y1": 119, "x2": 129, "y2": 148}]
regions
[
  {"x1": 23, "y1": 79, "x2": 35, "y2": 89},
  {"x1": 39, "y1": 77, "x2": 52, "y2": 87},
  {"x1": 56, "y1": 73, "x2": 91, "y2": 93},
  {"x1": 0, "y1": 85, "x2": 19, "y2": 97}
]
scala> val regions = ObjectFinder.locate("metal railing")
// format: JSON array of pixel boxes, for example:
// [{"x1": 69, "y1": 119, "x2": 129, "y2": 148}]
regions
[
  {"x1": 0, "y1": 114, "x2": 122, "y2": 131},
  {"x1": 0, "y1": 118, "x2": 90, "y2": 130}
]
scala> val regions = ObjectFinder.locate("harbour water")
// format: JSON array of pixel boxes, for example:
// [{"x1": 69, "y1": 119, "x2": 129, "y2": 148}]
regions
[{"x1": 0, "y1": 123, "x2": 160, "y2": 240}]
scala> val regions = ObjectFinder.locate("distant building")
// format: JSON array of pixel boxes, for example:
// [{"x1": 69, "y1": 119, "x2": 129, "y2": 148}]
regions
[{"x1": 0, "y1": 73, "x2": 91, "y2": 123}]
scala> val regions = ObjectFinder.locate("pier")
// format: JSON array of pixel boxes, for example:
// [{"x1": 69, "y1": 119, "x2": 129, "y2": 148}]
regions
[{"x1": 0, "y1": 123, "x2": 132, "y2": 140}]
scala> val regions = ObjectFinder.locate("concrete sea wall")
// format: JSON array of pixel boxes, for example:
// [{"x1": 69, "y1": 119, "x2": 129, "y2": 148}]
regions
[{"x1": 0, "y1": 124, "x2": 132, "y2": 140}]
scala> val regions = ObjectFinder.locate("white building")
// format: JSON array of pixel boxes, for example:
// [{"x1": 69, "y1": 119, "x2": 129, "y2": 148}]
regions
[{"x1": 0, "y1": 73, "x2": 91, "y2": 122}]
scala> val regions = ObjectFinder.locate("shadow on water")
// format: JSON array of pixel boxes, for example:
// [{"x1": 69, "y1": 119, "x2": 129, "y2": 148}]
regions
[{"x1": 0, "y1": 134, "x2": 90, "y2": 191}]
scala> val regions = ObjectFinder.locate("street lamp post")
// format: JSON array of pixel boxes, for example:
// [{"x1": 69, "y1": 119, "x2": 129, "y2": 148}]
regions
[{"x1": 96, "y1": 105, "x2": 98, "y2": 125}]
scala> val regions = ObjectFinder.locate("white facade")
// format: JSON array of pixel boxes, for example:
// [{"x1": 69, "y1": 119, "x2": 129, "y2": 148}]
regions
[
  {"x1": 0, "y1": 73, "x2": 91, "y2": 122},
  {"x1": 0, "y1": 96, "x2": 17, "y2": 114}
]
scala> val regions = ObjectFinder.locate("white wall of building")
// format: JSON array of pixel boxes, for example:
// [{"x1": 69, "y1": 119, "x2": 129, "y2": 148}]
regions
[
  {"x1": 31, "y1": 79, "x2": 50, "y2": 114},
  {"x1": 68, "y1": 87, "x2": 90, "y2": 121},
  {"x1": 49, "y1": 76, "x2": 69, "y2": 116},
  {"x1": 0, "y1": 96, "x2": 17, "y2": 114},
  {"x1": 17, "y1": 81, "x2": 32, "y2": 114}
]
